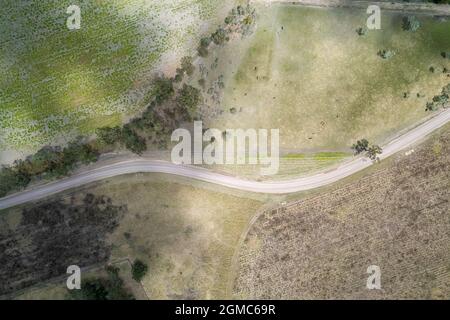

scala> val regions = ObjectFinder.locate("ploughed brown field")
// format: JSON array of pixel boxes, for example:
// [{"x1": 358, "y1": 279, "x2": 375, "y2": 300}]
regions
[{"x1": 233, "y1": 125, "x2": 450, "y2": 299}]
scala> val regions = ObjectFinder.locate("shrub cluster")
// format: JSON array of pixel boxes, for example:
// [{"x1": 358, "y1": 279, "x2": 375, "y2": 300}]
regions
[
  {"x1": 426, "y1": 84, "x2": 450, "y2": 111},
  {"x1": 402, "y1": 16, "x2": 421, "y2": 32},
  {"x1": 68, "y1": 266, "x2": 134, "y2": 300},
  {"x1": 351, "y1": 139, "x2": 383, "y2": 161},
  {"x1": 131, "y1": 259, "x2": 148, "y2": 282}
]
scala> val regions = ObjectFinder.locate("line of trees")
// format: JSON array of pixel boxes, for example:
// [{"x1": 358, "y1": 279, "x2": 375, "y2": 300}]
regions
[
  {"x1": 97, "y1": 77, "x2": 201, "y2": 153},
  {"x1": 0, "y1": 138, "x2": 99, "y2": 197},
  {"x1": 197, "y1": 5, "x2": 256, "y2": 57},
  {"x1": 97, "y1": 124, "x2": 147, "y2": 155}
]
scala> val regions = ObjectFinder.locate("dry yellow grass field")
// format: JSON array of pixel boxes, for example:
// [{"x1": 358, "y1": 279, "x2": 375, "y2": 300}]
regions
[
  {"x1": 7, "y1": 174, "x2": 264, "y2": 299},
  {"x1": 201, "y1": 4, "x2": 450, "y2": 151}
]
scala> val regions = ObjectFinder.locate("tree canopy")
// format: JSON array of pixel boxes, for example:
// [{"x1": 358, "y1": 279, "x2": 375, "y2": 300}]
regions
[
  {"x1": 351, "y1": 139, "x2": 369, "y2": 154},
  {"x1": 131, "y1": 260, "x2": 148, "y2": 282}
]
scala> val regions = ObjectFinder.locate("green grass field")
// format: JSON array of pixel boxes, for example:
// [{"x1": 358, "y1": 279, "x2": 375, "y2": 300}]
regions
[
  {"x1": 0, "y1": 0, "x2": 236, "y2": 155},
  {"x1": 207, "y1": 4, "x2": 450, "y2": 151},
  {"x1": 202, "y1": 151, "x2": 351, "y2": 180}
]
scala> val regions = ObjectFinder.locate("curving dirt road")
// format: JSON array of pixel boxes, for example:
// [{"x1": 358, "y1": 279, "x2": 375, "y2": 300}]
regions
[{"x1": 0, "y1": 108, "x2": 449, "y2": 210}]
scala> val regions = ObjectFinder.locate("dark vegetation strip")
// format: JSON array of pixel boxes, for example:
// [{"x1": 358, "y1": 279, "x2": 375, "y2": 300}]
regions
[{"x1": 0, "y1": 193, "x2": 125, "y2": 296}]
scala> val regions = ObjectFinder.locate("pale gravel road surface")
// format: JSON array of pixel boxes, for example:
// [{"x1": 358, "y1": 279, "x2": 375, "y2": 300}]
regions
[{"x1": 0, "y1": 109, "x2": 449, "y2": 210}]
